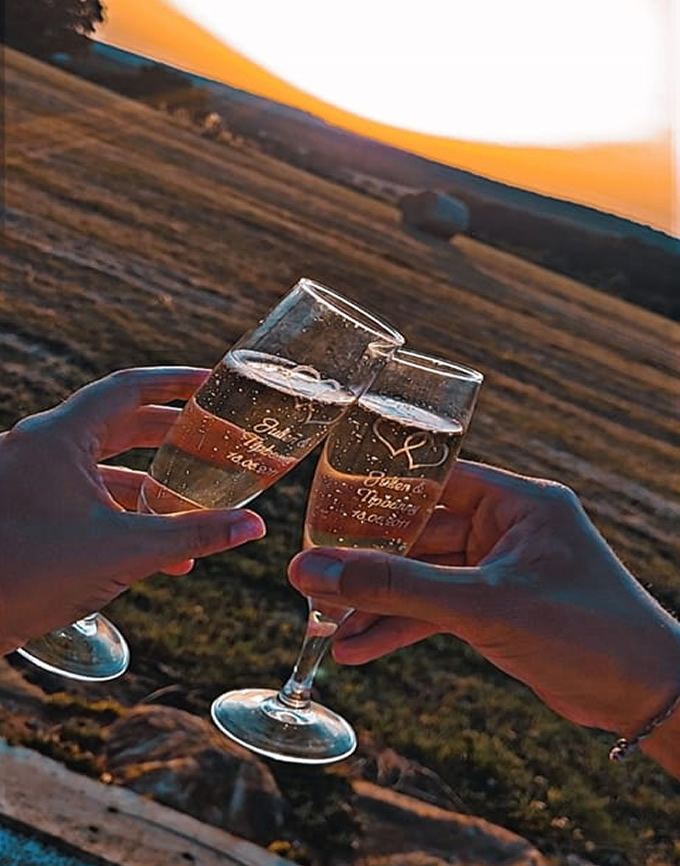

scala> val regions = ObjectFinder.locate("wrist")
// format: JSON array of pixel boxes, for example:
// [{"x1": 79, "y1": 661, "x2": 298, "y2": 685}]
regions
[
  {"x1": 620, "y1": 619, "x2": 680, "y2": 736},
  {"x1": 586, "y1": 570, "x2": 680, "y2": 739},
  {"x1": 607, "y1": 606, "x2": 680, "y2": 777},
  {"x1": 640, "y1": 703, "x2": 680, "y2": 777}
]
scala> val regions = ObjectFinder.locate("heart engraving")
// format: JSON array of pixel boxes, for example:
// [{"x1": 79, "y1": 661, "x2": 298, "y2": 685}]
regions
[
  {"x1": 289, "y1": 365, "x2": 343, "y2": 427},
  {"x1": 373, "y1": 419, "x2": 449, "y2": 470}
]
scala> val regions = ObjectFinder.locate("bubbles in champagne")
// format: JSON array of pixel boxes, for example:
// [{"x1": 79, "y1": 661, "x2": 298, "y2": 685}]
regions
[
  {"x1": 305, "y1": 393, "x2": 464, "y2": 555},
  {"x1": 140, "y1": 350, "x2": 354, "y2": 512}
]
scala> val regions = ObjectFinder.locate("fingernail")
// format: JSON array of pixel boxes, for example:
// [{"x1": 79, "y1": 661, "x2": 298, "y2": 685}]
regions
[
  {"x1": 298, "y1": 551, "x2": 345, "y2": 594},
  {"x1": 231, "y1": 512, "x2": 266, "y2": 545}
]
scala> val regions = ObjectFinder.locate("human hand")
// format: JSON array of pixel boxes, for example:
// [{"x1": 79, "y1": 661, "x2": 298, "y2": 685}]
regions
[
  {"x1": 0, "y1": 368, "x2": 266, "y2": 654},
  {"x1": 289, "y1": 460, "x2": 680, "y2": 741}
]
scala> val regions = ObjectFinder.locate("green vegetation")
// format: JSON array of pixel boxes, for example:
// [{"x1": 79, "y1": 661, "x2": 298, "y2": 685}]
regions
[
  {"x1": 2, "y1": 692, "x2": 124, "y2": 778},
  {"x1": 3, "y1": 49, "x2": 680, "y2": 864}
]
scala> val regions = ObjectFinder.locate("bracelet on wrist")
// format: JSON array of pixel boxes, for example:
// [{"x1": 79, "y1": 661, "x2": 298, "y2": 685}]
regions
[{"x1": 609, "y1": 689, "x2": 680, "y2": 761}]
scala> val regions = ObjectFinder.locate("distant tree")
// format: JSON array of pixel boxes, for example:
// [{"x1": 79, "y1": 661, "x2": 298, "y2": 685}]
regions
[{"x1": 4, "y1": 0, "x2": 105, "y2": 60}]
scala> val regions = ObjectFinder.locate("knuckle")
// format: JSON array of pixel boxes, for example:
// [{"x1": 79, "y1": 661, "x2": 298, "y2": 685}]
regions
[
  {"x1": 382, "y1": 555, "x2": 397, "y2": 598},
  {"x1": 188, "y1": 519, "x2": 218, "y2": 556},
  {"x1": 106, "y1": 368, "x2": 141, "y2": 394},
  {"x1": 9, "y1": 415, "x2": 41, "y2": 437},
  {"x1": 544, "y1": 480, "x2": 578, "y2": 506},
  {"x1": 107, "y1": 367, "x2": 138, "y2": 383},
  {"x1": 530, "y1": 477, "x2": 578, "y2": 508},
  {"x1": 5, "y1": 412, "x2": 51, "y2": 446},
  {"x1": 360, "y1": 554, "x2": 397, "y2": 601}
]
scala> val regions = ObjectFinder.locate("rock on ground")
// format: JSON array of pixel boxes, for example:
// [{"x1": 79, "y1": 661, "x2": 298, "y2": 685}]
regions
[
  {"x1": 352, "y1": 780, "x2": 547, "y2": 866},
  {"x1": 104, "y1": 705, "x2": 287, "y2": 846}
]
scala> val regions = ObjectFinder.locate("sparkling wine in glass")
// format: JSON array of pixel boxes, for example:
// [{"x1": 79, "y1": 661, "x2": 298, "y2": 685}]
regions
[
  {"x1": 16, "y1": 279, "x2": 404, "y2": 682},
  {"x1": 211, "y1": 350, "x2": 483, "y2": 763}
]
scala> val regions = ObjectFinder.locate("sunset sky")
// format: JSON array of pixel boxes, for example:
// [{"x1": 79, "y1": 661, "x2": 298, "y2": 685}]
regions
[{"x1": 97, "y1": 0, "x2": 678, "y2": 237}]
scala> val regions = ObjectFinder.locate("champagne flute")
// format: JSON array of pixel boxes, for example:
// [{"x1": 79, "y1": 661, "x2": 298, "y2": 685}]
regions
[
  {"x1": 17, "y1": 279, "x2": 404, "y2": 682},
  {"x1": 211, "y1": 349, "x2": 483, "y2": 763}
]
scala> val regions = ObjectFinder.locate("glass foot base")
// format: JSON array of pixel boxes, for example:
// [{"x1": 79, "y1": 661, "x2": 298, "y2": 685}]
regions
[
  {"x1": 16, "y1": 614, "x2": 130, "y2": 681},
  {"x1": 211, "y1": 688, "x2": 357, "y2": 764}
]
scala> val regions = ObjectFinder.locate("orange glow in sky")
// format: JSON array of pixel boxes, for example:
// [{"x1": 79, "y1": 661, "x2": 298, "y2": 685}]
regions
[{"x1": 97, "y1": 0, "x2": 677, "y2": 237}]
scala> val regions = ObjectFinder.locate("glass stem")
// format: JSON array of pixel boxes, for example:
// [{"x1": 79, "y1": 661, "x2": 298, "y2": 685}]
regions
[
  {"x1": 277, "y1": 608, "x2": 341, "y2": 710},
  {"x1": 73, "y1": 614, "x2": 98, "y2": 635}
]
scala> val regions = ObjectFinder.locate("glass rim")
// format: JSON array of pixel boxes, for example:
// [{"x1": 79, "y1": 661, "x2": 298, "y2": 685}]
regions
[
  {"x1": 392, "y1": 349, "x2": 484, "y2": 384},
  {"x1": 297, "y1": 278, "x2": 405, "y2": 347}
]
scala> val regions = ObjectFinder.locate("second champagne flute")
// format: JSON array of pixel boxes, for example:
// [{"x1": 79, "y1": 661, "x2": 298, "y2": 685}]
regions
[{"x1": 211, "y1": 349, "x2": 483, "y2": 763}]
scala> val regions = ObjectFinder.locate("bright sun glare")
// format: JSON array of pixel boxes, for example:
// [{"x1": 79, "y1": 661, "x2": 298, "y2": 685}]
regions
[{"x1": 167, "y1": 0, "x2": 668, "y2": 146}]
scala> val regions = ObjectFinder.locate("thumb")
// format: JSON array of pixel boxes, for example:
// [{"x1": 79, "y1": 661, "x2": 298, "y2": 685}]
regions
[
  {"x1": 121, "y1": 508, "x2": 266, "y2": 578},
  {"x1": 289, "y1": 548, "x2": 485, "y2": 623}
]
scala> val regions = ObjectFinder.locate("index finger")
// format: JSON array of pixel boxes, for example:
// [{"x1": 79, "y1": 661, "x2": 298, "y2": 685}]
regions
[{"x1": 61, "y1": 367, "x2": 212, "y2": 427}]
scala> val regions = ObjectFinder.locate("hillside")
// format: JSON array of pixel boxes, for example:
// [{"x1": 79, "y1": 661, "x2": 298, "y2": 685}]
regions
[
  {"x1": 58, "y1": 41, "x2": 680, "y2": 322},
  {"x1": 90, "y1": 43, "x2": 679, "y2": 253},
  {"x1": 2, "y1": 49, "x2": 680, "y2": 866}
]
